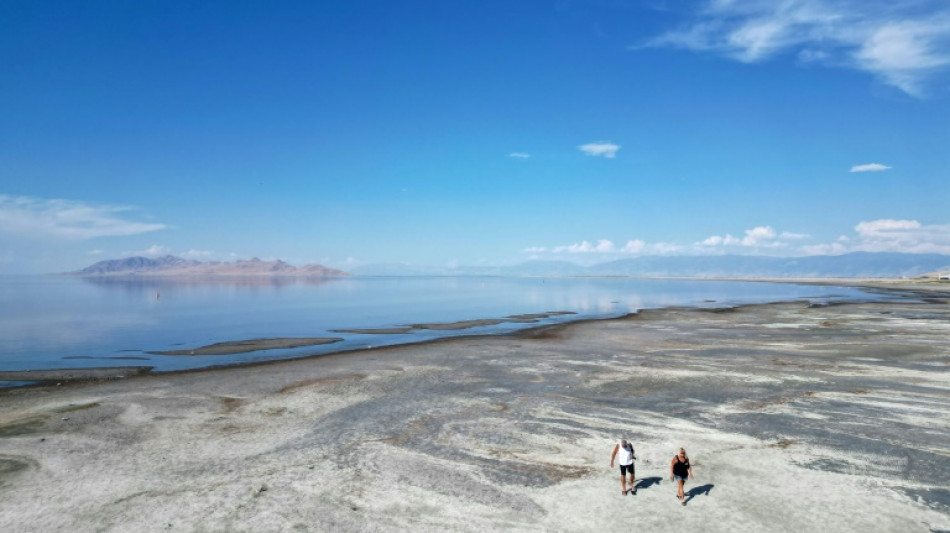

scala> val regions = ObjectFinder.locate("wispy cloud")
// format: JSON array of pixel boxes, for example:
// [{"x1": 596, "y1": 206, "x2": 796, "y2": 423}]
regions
[
  {"x1": 508, "y1": 152, "x2": 532, "y2": 159},
  {"x1": 535, "y1": 238, "x2": 684, "y2": 256},
  {"x1": 578, "y1": 141, "x2": 621, "y2": 158},
  {"x1": 850, "y1": 162, "x2": 891, "y2": 172},
  {"x1": 639, "y1": 0, "x2": 950, "y2": 96},
  {"x1": 122, "y1": 244, "x2": 172, "y2": 257},
  {"x1": 0, "y1": 194, "x2": 165, "y2": 240}
]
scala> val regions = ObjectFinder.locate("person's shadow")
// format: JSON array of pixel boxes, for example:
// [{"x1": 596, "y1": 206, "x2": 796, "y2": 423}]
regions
[
  {"x1": 633, "y1": 477, "x2": 663, "y2": 491},
  {"x1": 684, "y1": 483, "x2": 715, "y2": 503}
]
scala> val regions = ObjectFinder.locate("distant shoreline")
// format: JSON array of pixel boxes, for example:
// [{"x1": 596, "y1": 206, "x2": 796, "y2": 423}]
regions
[{"x1": 3, "y1": 278, "x2": 945, "y2": 389}]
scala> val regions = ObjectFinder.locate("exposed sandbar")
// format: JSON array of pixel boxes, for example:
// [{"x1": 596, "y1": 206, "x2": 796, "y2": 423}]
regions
[
  {"x1": 411, "y1": 311, "x2": 578, "y2": 330},
  {"x1": 336, "y1": 311, "x2": 577, "y2": 334},
  {"x1": 331, "y1": 327, "x2": 414, "y2": 335},
  {"x1": 408, "y1": 318, "x2": 508, "y2": 330},
  {"x1": 150, "y1": 337, "x2": 342, "y2": 356}
]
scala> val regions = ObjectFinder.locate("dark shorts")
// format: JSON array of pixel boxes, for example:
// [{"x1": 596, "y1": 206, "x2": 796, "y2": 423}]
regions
[{"x1": 620, "y1": 463, "x2": 635, "y2": 476}]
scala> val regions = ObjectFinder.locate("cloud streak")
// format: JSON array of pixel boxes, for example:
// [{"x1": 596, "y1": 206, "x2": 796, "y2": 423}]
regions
[
  {"x1": 640, "y1": 0, "x2": 950, "y2": 96},
  {"x1": 578, "y1": 141, "x2": 621, "y2": 158},
  {"x1": 850, "y1": 162, "x2": 891, "y2": 172},
  {"x1": 0, "y1": 194, "x2": 166, "y2": 240}
]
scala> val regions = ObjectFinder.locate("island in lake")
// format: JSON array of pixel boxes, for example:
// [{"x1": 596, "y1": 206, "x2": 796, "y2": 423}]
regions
[{"x1": 67, "y1": 255, "x2": 349, "y2": 277}]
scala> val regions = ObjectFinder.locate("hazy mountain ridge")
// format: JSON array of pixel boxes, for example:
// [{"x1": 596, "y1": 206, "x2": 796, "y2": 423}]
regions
[
  {"x1": 70, "y1": 256, "x2": 349, "y2": 277},
  {"x1": 353, "y1": 253, "x2": 950, "y2": 278}
]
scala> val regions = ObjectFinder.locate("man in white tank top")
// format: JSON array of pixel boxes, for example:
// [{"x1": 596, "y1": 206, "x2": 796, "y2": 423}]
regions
[{"x1": 609, "y1": 438, "x2": 637, "y2": 495}]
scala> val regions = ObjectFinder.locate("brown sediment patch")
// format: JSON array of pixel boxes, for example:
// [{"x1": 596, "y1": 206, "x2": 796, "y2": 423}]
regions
[
  {"x1": 0, "y1": 416, "x2": 47, "y2": 437},
  {"x1": 62, "y1": 356, "x2": 150, "y2": 361},
  {"x1": 338, "y1": 312, "x2": 578, "y2": 334},
  {"x1": 0, "y1": 366, "x2": 153, "y2": 383},
  {"x1": 277, "y1": 373, "x2": 368, "y2": 394},
  {"x1": 151, "y1": 337, "x2": 343, "y2": 356},
  {"x1": 331, "y1": 328, "x2": 413, "y2": 335},
  {"x1": 0, "y1": 455, "x2": 38, "y2": 487},
  {"x1": 743, "y1": 391, "x2": 816, "y2": 410},
  {"x1": 376, "y1": 415, "x2": 434, "y2": 446},
  {"x1": 485, "y1": 457, "x2": 596, "y2": 485},
  {"x1": 548, "y1": 464, "x2": 597, "y2": 482},
  {"x1": 409, "y1": 319, "x2": 507, "y2": 330},
  {"x1": 513, "y1": 323, "x2": 572, "y2": 340},
  {"x1": 769, "y1": 438, "x2": 799, "y2": 449},
  {"x1": 54, "y1": 402, "x2": 101, "y2": 414},
  {"x1": 507, "y1": 313, "x2": 550, "y2": 320},
  {"x1": 217, "y1": 396, "x2": 245, "y2": 413}
]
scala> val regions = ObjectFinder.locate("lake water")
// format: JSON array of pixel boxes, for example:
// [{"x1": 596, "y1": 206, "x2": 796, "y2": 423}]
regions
[{"x1": 0, "y1": 275, "x2": 882, "y2": 376}]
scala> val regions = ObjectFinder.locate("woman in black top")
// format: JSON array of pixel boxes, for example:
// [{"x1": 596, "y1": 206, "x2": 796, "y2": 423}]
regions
[{"x1": 669, "y1": 447, "x2": 694, "y2": 505}]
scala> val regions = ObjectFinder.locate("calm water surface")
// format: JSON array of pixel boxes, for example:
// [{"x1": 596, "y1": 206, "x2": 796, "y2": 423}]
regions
[{"x1": 0, "y1": 275, "x2": 879, "y2": 374}]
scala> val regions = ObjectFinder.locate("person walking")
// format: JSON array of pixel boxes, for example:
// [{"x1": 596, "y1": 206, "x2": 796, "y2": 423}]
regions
[
  {"x1": 610, "y1": 438, "x2": 637, "y2": 495},
  {"x1": 670, "y1": 447, "x2": 693, "y2": 505}
]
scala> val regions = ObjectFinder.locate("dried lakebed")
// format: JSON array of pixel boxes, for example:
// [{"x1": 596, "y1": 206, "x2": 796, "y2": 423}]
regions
[{"x1": 0, "y1": 292, "x2": 948, "y2": 532}]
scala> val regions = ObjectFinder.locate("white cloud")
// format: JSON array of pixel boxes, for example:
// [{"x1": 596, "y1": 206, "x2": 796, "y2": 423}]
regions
[
  {"x1": 578, "y1": 141, "x2": 621, "y2": 158},
  {"x1": 640, "y1": 1, "x2": 950, "y2": 96},
  {"x1": 528, "y1": 219, "x2": 950, "y2": 259},
  {"x1": 855, "y1": 218, "x2": 921, "y2": 236},
  {"x1": 806, "y1": 219, "x2": 950, "y2": 254},
  {"x1": 649, "y1": 242, "x2": 687, "y2": 255},
  {"x1": 780, "y1": 231, "x2": 809, "y2": 240},
  {"x1": 850, "y1": 162, "x2": 892, "y2": 172},
  {"x1": 701, "y1": 234, "x2": 740, "y2": 246},
  {"x1": 88, "y1": 249, "x2": 104, "y2": 256},
  {"x1": 554, "y1": 239, "x2": 616, "y2": 253},
  {"x1": 740, "y1": 225, "x2": 777, "y2": 246},
  {"x1": 123, "y1": 244, "x2": 172, "y2": 257},
  {"x1": 0, "y1": 194, "x2": 166, "y2": 240},
  {"x1": 182, "y1": 249, "x2": 214, "y2": 258},
  {"x1": 699, "y1": 226, "x2": 809, "y2": 249},
  {"x1": 620, "y1": 239, "x2": 646, "y2": 254},
  {"x1": 539, "y1": 238, "x2": 684, "y2": 256},
  {"x1": 508, "y1": 152, "x2": 532, "y2": 159}
]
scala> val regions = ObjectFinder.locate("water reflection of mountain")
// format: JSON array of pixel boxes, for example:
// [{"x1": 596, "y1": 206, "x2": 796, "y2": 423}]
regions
[{"x1": 80, "y1": 275, "x2": 344, "y2": 291}]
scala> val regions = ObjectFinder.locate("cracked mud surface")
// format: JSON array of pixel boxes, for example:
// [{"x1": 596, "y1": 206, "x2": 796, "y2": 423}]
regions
[{"x1": 0, "y1": 288, "x2": 948, "y2": 532}]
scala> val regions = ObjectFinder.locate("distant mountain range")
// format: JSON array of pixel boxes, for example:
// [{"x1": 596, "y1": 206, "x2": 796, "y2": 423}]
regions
[
  {"x1": 69, "y1": 256, "x2": 349, "y2": 277},
  {"x1": 352, "y1": 252, "x2": 950, "y2": 278}
]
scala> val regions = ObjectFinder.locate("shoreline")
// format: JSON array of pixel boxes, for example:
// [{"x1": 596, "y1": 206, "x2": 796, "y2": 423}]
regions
[
  {"x1": 1, "y1": 278, "x2": 945, "y2": 389},
  {"x1": 0, "y1": 284, "x2": 947, "y2": 531}
]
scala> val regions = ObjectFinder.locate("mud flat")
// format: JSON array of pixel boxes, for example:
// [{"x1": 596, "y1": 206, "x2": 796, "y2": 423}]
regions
[
  {"x1": 0, "y1": 285, "x2": 948, "y2": 532},
  {"x1": 150, "y1": 337, "x2": 343, "y2": 356}
]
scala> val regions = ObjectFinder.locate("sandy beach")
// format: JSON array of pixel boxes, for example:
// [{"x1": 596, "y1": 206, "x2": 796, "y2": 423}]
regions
[{"x1": 1, "y1": 282, "x2": 948, "y2": 532}]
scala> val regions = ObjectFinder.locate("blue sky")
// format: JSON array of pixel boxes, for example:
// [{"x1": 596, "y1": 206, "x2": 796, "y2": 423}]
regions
[{"x1": 1, "y1": 0, "x2": 948, "y2": 273}]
